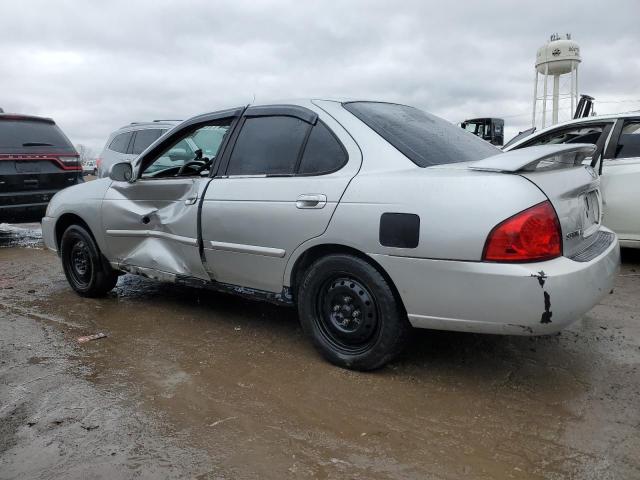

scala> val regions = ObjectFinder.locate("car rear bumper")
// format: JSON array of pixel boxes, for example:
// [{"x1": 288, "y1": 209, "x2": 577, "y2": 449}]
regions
[
  {"x1": 0, "y1": 189, "x2": 69, "y2": 223},
  {"x1": 370, "y1": 227, "x2": 620, "y2": 335},
  {"x1": 0, "y1": 203, "x2": 48, "y2": 223}
]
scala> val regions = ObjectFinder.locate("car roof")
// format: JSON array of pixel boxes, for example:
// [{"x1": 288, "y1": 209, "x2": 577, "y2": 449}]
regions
[
  {"x1": 116, "y1": 120, "x2": 182, "y2": 131},
  {"x1": 0, "y1": 113, "x2": 55, "y2": 124},
  {"x1": 505, "y1": 111, "x2": 640, "y2": 150}
]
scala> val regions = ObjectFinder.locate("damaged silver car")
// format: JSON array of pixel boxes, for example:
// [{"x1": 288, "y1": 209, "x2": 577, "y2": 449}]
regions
[{"x1": 42, "y1": 100, "x2": 620, "y2": 370}]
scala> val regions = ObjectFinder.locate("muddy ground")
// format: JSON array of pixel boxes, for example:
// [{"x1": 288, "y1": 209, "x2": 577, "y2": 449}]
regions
[{"x1": 1, "y1": 223, "x2": 639, "y2": 480}]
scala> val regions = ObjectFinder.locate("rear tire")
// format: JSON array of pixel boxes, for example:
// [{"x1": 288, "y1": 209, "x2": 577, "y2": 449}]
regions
[
  {"x1": 298, "y1": 254, "x2": 410, "y2": 370},
  {"x1": 60, "y1": 225, "x2": 118, "y2": 297}
]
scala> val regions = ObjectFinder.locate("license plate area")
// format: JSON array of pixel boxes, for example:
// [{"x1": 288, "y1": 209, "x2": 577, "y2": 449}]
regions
[
  {"x1": 15, "y1": 161, "x2": 42, "y2": 173},
  {"x1": 582, "y1": 190, "x2": 600, "y2": 238}
]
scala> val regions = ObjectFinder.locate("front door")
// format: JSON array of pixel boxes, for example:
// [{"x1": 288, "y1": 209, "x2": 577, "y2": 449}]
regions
[
  {"x1": 201, "y1": 105, "x2": 361, "y2": 292},
  {"x1": 101, "y1": 117, "x2": 236, "y2": 280}
]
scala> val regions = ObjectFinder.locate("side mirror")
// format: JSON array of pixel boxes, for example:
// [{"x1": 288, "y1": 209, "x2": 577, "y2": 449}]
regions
[
  {"x1": 109, "y1": 162, "x2": 134, "y2": 182},
  {"x1": 168, "y1": 147, "x2": 189, "y2": 162}
]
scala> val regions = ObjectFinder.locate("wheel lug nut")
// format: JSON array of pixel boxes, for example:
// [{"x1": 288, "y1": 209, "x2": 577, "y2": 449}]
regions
[
  {"x1": 353, "y1": 310, "x2": 360, "y2": 318},
  {"x1": 333, "y1": 305, "x2": 340, "y2": 312},
  {"x1": 343, "y1": 296, "x2": 352, "y2": 304}
]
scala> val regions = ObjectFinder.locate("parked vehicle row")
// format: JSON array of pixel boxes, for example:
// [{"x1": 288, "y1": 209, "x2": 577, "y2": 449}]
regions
[{"x1": 41, "y1": 100, "x2": 619, "y2": 370}]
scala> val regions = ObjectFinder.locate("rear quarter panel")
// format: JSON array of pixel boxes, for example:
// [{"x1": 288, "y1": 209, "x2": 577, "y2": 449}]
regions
[{"x1": 289, "y1": 167, "x2": 547, "y2": 264}]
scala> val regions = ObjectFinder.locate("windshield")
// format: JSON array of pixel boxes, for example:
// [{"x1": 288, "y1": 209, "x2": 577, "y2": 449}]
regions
[
  {"x1": 0, "y1": 118, "x2": 75, "y2": 153},
  {"x1": 503, "y1": 127, "x2": 537, "y2": 149},
  {"x1": 343, "y1": 102, "x2": 499, "y2": 167},
  {"x1": 142, "y1": 124, "x2": 231, "y2": 177}
]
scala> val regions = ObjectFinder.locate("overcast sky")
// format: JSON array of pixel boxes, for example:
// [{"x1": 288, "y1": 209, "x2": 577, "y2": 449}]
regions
[{"x1": 1, "y1": 0, "x2": 639, "y2": 153}]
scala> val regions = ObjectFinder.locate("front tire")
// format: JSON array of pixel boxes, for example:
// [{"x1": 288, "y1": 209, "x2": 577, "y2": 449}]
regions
[
  {"x1": 298, "y1": 254, "x2": 410, "y2": 370},
  {"x1": 60, "y1": 225, "x2": 118, "y2": 297}
]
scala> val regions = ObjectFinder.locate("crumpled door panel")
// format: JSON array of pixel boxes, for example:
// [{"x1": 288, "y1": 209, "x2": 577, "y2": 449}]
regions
[{"x1": 102, "y1": 178, "x2": 210, "y2": 280}]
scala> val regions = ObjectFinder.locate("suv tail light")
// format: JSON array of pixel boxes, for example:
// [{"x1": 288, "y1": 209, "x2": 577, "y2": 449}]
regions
[
  {"x1": 59, "y1": 156, "x2": 80, "y2": 168},
  {"x1": 483, "y1": 201, "x2": 562, "y2": 262}
]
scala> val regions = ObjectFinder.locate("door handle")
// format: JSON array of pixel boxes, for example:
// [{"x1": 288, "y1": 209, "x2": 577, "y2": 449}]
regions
[
  {"x1": 184, "y1": 196, "x2": 198, "y2": 205},
  {"x1": 296, "y1": 194, "x2": 327, "y2": 209}
]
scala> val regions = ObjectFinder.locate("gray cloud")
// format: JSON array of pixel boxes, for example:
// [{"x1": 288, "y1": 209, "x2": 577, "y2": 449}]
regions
[{"x1": 1, "y1": 0, "x2": 639, "y2": 152}]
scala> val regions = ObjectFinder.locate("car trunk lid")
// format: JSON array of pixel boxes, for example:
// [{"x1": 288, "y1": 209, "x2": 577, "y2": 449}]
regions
[{"x1": 469, "y1": 144, "x2": 602, "y2": 258}]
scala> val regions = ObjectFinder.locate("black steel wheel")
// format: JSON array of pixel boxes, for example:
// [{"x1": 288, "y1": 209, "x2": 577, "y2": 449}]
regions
[
  {"x1": 298, "y1": 254, "x2": 410, "y2": 370},
  {"x1": 60, "y1": 224, "x2": 118, "y2": 297},
  {"x1": 315, "y1": 276, "x2": 380, "y2": 355},
  {"x1": 68, "y1": 238, "x2": 93, "y2": 289}
]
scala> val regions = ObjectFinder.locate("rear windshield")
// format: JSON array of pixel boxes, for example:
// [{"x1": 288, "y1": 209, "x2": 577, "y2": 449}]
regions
[
  {"x1": 343, "y1": 102, "x2": 500, "y2": 167},
  {"x1": 0, "y1": 118, "x2": 75, "y2": 153}
]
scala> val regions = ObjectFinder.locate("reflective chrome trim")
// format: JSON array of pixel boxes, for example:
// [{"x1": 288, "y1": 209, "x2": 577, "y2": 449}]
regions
[
  {"x1": 105, "y1": 229, "x2": 198, "y2": 246},
  {"x1": 207, "y1": 240, "x2": 286, "y2": 258}
]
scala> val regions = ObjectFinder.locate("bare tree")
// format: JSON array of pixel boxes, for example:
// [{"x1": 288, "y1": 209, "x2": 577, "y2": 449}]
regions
[{"x1": 75, "y1": 144, "x2": 95, "y2": 164}]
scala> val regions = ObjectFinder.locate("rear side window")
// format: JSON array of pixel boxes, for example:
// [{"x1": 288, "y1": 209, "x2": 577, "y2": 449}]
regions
[
  {"x1": 227, "y1": 116, "x2": 308, "y2": 175},
  {"x1": 131, "y1": 129, "x2": 163, "y2": 155},
  {"x1": 108, "y1": 132, "x2": 133, "y2": 153},
  {"x1": 343, "y1": 102, "x2": 499, "y2": 167},
  {"x1": 0, "y1": 119, "x2": 74, "y2": 152},
  {"x1": 615, "y1": 122, "x2": 640, "y2": 159},
  {"x1": 298, "y1": 122, "x2": 347, "y2": 175}
]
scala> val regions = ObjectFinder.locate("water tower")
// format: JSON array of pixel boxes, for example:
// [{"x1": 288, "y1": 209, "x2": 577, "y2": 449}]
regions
[{"x1": 532, "y1": 33, "x2": 581, "y2": 128}]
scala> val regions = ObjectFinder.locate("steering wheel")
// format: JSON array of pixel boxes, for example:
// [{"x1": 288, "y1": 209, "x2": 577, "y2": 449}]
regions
[{"x1": 176, "y1": 160, "x2": 207, "y2": 176}]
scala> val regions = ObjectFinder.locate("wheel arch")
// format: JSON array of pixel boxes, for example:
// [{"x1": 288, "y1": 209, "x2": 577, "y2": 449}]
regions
[
  {"x1": 55, "y1": 212, "x2": 116, "y2": 274},
  {"x1": 288, "y1": 243, "x2": 406, "y2": 313},
  {"x1": 55, "y1": 213, "x2": 93, "y2": 250}
]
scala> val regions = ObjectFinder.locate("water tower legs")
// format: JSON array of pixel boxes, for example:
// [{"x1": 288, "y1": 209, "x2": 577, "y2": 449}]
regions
[
  {"x1": 570, "y1": 64, "x2": 575, "y2": 115},
  {"x1": 575, "y1": 67, "x2": 579, "y2": 110},
  {"x1": 542, "y1": 63, "x2": 549, "y2": 128},
  {"x1": 532, "y1": 71, "x2": 538, "y2": 127},
  {"x1": 552, "y1": 74, "x2": 560, "y2": 125}
]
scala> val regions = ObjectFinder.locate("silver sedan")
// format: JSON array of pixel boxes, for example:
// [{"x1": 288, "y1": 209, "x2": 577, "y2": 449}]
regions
[{"x1": 42, "y1": 100, "x2": 620, "y2": 370}]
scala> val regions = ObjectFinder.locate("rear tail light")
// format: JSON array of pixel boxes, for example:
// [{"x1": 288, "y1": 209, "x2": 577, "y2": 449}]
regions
[
  {"x1": 483, "y1": 201, "x2": 562, "y2": 262},
  {"x1": 59, "y1": 156, "x2": 80, "y2": 166},
  {"x1": 55, "y1": 155, "x2": 81, "y2": 170}
]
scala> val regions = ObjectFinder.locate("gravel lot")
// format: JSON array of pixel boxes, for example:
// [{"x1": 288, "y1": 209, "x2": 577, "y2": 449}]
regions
[{"x1": 1, "y1": 223, "x2": 639, "y2": 479}]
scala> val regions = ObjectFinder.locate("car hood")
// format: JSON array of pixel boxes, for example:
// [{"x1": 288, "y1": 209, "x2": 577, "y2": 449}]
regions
[{"x1": 45, "y1": 178, "x2": 112, "y2": 218}]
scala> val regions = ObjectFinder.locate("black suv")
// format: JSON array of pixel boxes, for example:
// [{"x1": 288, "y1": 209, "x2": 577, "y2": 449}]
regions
[{"x1": 0, "y1": 113, "x2": 82, "y2": 223}]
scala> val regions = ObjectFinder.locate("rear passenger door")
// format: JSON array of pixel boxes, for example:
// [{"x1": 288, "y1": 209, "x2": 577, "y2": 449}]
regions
[
  {"x1": 201, "y1": 105, "x2": 360, "y2": 293},
  {"x1": 600, "y1": 119, "x2": 640, "y2": 242}
]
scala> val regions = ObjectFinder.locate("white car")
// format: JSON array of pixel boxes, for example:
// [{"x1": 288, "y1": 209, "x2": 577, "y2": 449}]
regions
[
  {"x1": 82, "y1": 159, "x2": 96, "y2": 175},
  {"x1": 504, "y1": 113, "x2": 640, "y2": 248}
]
